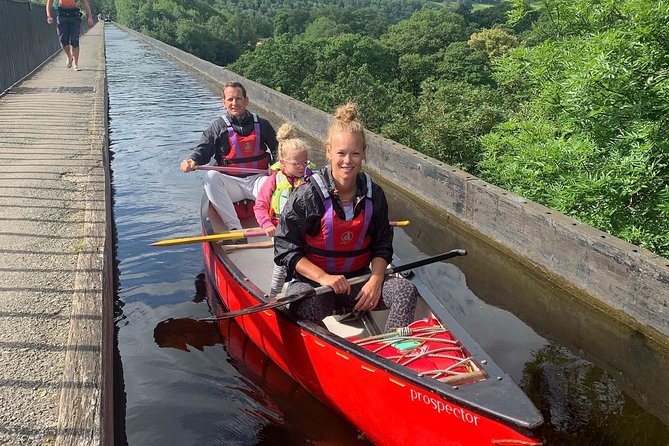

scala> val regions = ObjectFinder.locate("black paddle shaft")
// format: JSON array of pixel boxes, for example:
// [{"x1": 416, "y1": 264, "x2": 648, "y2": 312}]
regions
[{"x1": 200, "y1": 249, "x2": 467, "y2": 321}]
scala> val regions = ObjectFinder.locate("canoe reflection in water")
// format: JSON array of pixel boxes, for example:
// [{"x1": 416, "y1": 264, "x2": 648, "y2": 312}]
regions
[{"x1": 152, "y1": 275, "x2": 370, "y2": 445}]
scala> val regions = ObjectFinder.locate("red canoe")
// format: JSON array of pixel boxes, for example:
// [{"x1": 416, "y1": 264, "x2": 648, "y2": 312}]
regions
[{"x1": 201, "y1": 196, "x2": 544, "y2": 446}]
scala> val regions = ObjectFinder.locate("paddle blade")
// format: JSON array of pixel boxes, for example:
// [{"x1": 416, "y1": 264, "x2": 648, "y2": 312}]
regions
[
  {"x1": 200, "y1": 290, "x2": 314, "y2": 321},
  {"x1": 151, "y1": 231, "x2": 247, "y2": 247}
]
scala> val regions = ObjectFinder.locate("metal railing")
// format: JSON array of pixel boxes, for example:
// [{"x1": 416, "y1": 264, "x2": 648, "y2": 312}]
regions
[{"x1": 0, "y1": 0, "x2": 91, "y2": 93}]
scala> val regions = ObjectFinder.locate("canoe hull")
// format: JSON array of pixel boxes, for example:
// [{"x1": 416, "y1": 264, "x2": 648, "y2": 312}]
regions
[{"x1": 203, "y1": 237, "x2": 543, "y2": 446}]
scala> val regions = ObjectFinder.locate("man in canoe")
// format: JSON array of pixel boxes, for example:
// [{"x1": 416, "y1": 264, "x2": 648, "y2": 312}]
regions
[
  {"x1": 180, "y1": 81, "x2": 278, "y2": 231},
  {"x1": 274, "y1": 103, "x2": 418, "y2": 332}
]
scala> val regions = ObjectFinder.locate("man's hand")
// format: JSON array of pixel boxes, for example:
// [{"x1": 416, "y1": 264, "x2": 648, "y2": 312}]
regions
[
  {"x1": 47, "y1": 15, "x2": 54, "y2": 24},
  {"x1": 263, "y1": 225, "x2": 276, "y2": 237},
  {"x1": 180, "y1": 159, "x2": 197, "y2": 172},
  {"x1": 87, "y1": 16, "x2": 94, "y2": 27}
]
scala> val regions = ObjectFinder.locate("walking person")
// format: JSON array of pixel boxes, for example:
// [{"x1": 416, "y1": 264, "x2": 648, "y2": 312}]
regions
[
  {"x1": 46, "y1": 0, "x2": 94, "y2": 71},
  {"x1": 274, "y1": 103, "x2": 418, "y2": 332},
  {"x1": 180, "y1": 82, "x2": 278, "y2": 232}
]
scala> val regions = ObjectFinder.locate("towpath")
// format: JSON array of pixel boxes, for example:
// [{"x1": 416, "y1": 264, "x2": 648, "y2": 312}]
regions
[{"x1": 0, "y1": 24, "x2": 111, "y2": 445}]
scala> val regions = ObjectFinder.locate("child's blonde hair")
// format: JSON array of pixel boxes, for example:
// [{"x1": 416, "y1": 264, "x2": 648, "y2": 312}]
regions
[
  {"x1": 325, "y1": 102, "x2": 367, "y2": 153},
  {"x1": 276, "y1": 123, "x2": 308, "y2": 160}
]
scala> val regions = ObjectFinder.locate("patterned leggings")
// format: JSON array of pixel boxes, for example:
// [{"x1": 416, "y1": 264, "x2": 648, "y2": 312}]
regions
[
  {"x1": 286, "y1": 276, "x2": 418, "y2": 332},
  {"x1": 269, "y1": 264, "x2": 287, "y2": 298}
]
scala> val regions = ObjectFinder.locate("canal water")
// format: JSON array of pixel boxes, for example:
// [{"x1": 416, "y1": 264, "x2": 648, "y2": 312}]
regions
[{"x1": 106, "y1": 25, "x2": 669, "y2": 445}]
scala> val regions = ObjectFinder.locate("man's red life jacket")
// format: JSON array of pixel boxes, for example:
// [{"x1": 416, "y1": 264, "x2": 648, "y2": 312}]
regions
[
  {"x1": 221, "y1": 112, "x2": 269, "y2": 173},
  {"x1": 304, "y1": 173, "x2": 373, "y2": 274}
]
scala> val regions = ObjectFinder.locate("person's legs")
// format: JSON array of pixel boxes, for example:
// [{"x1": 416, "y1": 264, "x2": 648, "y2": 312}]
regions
[
  {"x1": 203, "y1": 171, "x2": 246, "y2": 229},
  {"x1": 286, "y1": 281, "x2": 335, "y2": 327},
  {"x1": 69, "y1": 19, "x2": 81, "y2": 70},
  {"x1": 251, "y1": 174, "x2": 269, "y2": 199},
  {"x1": 64, "y1": 46, "x2": 73, "y2": 66},
  {"x1": 56, "y1": 17, "x2": 73, "y2": 65},
  {"x1": 378, "y1": 277, "x2": 418, "y2": 331},
  {"x1": 288, "y1": 276, "x2": 417, "y2": 331},
  {"x1": 269, "y1": 264, "x2": 287, "y2": 298},
  {"x1": 72, "y1": 47, "x2": 80, "y2": 69}
]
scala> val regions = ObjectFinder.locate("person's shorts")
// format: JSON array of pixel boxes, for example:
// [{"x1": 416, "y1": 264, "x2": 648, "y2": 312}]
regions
[{"x1": 56, "y1": 11, "x2": 81, "y2": 48}]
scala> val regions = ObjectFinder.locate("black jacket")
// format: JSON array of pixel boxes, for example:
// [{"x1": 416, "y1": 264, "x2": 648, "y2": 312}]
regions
[
  {"x1": 274, "y1": 166, "x2": 394, "y2": 281},
  {"x1": 189, "y1": 111, "x2": 278, "y2": 166}
]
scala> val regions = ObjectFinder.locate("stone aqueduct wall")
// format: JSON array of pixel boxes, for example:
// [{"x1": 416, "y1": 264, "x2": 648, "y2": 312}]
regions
[{"x1": 120, "y1": 25, "x2": 669, "y2": 344}]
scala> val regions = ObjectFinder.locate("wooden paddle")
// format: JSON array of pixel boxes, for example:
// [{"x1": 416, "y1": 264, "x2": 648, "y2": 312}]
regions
[
  {"x1": 200, "y1": 249, "x2": 467, "y2": 321},
  {"x1": 196, "y1": 165, "x2": 269, "y2": 175},
  {"x1": 151, "y1": 228, "x2": 265, "y2": 247},
  {"x1": 151, "y1": 220, "x2": 411, "y2": 247},
  {"x1": 223, "y1": 240, "x2": 274, "y2": 251}
]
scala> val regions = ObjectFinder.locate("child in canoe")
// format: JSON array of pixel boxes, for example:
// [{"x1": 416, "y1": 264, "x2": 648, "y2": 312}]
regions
[{"x1": 254, "y1": 123, "x2": 313, "y2": 298}]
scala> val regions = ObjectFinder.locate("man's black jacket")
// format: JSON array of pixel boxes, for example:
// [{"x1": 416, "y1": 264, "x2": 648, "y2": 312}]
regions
[{"x1": 189, "y1": 111, "x2": 278, "y2": 166}]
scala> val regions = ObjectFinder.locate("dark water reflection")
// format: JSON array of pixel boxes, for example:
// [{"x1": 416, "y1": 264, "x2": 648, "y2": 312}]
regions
[{"x1": 106, "y1": 24, "x2": 669, "y2": 446}]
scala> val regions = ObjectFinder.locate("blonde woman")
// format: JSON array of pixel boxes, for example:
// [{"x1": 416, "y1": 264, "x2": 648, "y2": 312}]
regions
[{"x1": 274, "y1": 103, "x2": 417, "y2": 331}]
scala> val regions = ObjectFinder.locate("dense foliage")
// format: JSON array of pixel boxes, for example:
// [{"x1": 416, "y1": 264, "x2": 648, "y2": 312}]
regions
[
  {"x1": 480, "y1": 0, "x2": 669, "y2": 255},
  {"x1": 106, "y1": 0, "x2": 668, "y2": 256}
]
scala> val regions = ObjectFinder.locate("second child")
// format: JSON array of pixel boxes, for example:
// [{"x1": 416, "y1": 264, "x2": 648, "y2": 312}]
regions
[{"x1": 254, "y1": 123, "x2": 312, "y2": 297}]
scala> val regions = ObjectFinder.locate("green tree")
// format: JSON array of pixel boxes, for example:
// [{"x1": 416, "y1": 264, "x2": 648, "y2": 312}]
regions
[
  {"x1": 380, "y1": 8, "x2": 470, "y2": 56},
  {"x1": 305, "y1": 34, "x2": 396, "y2": 87},
  {"x1": 396, "y1": 52, "x2": 440, "y2": 96},
  {"x1": 228, "y1": 11, "x2": 258, "y2": 50},
  {"x1": 468, "y1": 1, "x2": 513, "y2": 29},
  {"x1": 305, "y1": 65, "x2": 416, "y2": 134},
  {"x1": 229, "y1": 35, "x2": 321, "y2": 98},
  {"x1": 436, "y1": 41, "x2": 493, "y2": 86},
  {"x1": 303, "y1": 16, "x2": 352, "y2": 38},
  {"x1": 482, "y1": 0, "x2": 669, "y2": 255},
  {"x1": 273, "y1": 9, "x2": 311, "y2": 35},
  {"x1": 467, "y1": 27, "x2": 519, "y2": 58},
  {"x1": 388, "y1": 80, "x2": 508, "y2": 173}
]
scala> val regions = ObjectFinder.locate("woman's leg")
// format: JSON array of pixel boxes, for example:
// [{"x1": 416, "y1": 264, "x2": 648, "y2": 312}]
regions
[
  {"x1": 68, "y1": 18, "x2": 81, "y2": 68},
  {"x1": 378, "y1": 277, "x2": 418, "y2": 331},
  {"x1": 285, "y1": 281, "x2": 335, "y2": 327},
  {"x1": 56, "y1": 16, "x2": 73, "y2": 63}
]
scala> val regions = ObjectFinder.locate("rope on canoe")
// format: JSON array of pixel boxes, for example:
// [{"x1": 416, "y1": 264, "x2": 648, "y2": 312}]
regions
[
  {"x1": 353, "y1": 325, "x2": 445, "y2": 345},
  {"x1": 352, "y1": 323, "x2": 485, "y2": 383}
]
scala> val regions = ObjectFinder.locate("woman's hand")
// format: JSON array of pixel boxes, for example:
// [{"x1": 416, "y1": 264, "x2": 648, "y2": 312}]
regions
[
  {"x1": 354, "y1": 274, "x2": 383, "y2": 311},
  {"x1": 295, "y1": 258, "x2": 350, "y2": 294},
  {"x1": 318, "y1": 274, "x2": 351, "y2": 295}
]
